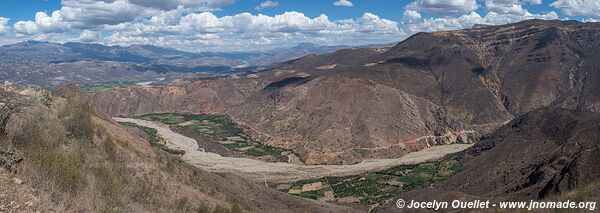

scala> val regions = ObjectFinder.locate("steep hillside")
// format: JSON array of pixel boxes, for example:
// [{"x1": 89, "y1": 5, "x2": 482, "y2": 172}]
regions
[
  {"x1": 0, "y1": 84, "x2": 354, "y2": 212},
  {"x1": 378, "y1": 107, "x2": 600, "y2": 211},
  {"x1": 92, "y1": 20, "x2": 600, "y2": 165},
  {"x1": 228, "y1": 76, "x2": 476, "y2": 165}
]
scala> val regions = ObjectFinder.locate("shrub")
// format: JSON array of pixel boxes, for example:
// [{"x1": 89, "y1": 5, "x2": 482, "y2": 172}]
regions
[
  {"x1": 28, "y1": 144, "x2": 85, "y2": 193},
  {"x1": 230, "y1": 203, "x2": 243, "y2": 213},
  {"x1": 103, "y1": 138, "x2": 118, "y2": 162},
  {"x1": 61, "y1": 98, "x2": 95, "y2": 141},
  {"x1": 9, "y1": 111, "x2": 85, "y2": 194},
  {"x1": 175, "y1": 197, "x2": 189, "y2": 210},
  {"x1": 195, "y1": 202, "x2": 211, "y2": 213},
  {"x1": 0, "y1": 143, "x2": 23, "y2": 170},
  {"x1": 94, "y1": 163, "x2": 121, "y2": 203},
  {"x1": 41, "y1": 92, "x2": 53, "y2": 107}
]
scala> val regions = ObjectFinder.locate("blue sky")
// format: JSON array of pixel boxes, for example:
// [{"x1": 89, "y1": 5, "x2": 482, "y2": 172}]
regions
[{"x1": 0, "y1": 0, "x2": 598, "y2": 51}]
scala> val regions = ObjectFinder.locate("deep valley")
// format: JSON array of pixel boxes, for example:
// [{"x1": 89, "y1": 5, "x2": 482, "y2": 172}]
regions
[{"x1": 1, "y1": 18, "x2": 600, "y2": 212}]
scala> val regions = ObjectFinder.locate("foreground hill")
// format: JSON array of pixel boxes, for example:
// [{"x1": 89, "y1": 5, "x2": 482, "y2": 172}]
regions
[
  {"x1": 0, "y1": 84, "x2": 354, "y2": 212},
  {"x1": 378, "y1": 107, "x2": 600, "y2": 211},
  {"x1": 92, "y1": 19, "x2": 600, "y2": 165}
]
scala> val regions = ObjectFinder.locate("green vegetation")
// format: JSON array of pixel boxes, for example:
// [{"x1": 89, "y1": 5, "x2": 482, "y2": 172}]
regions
[
  {"x1": 41, "y1": 91, "x2": 53, "y2": 107},
  {"x1": 30, "y1": 145, "x2": 85, "y2": 193},
  {"x1": 244, "y1": 146, "x2": 284, "y2": 157},
  {"x1": 120, "y1": 122, "x2": 185, "y2": 155},
  {"x1": 18, "y1": 122, "x2": 87, "y2": 194},
  {"x1": 61, "y1": 97, "x2": 95, "y2": 141},
  {"x1": 136, "y1": 113, "x2": 243, "y2": 140},
  {"x1": 94, "y1": 162, "x2": 123, "y2": 203},
  {"x1": 288, "y1": 153, "x2": 463, "y2": 206},
  {"x1": 135, "y1": 113, "x2": 289, "y2": 159},
  {"x1": 79, "y1": 81, "x2": 140, "y2": 93},
  {"x1": 230, "y1": 203, "x2": 243, "y2": 213},
  {"x1": 0, "y1": 144, "x2": 23, "y2": 169},
  {"x1": 222, "y1": 142, "x2": 253, "y2": 149},
  {"x1": 11, "y1": 97, "x2": 93, "y2": 194},
  {"x1": 300, "y1": 189, "x2": 326, "y2": 200}
]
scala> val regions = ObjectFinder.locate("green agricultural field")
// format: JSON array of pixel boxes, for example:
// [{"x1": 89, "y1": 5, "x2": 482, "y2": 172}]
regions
[
  {"x1": 136, "y1": 113, "x2": 243, "y2": 139},
  {"x1": 79, "y1": 81, "x2": 140, "y2": 93},
  {"x1": 135, "y1": 113, "x2": 289, "y2": 159},
  {"x1": 287, "y1": 153, "x2": 462, "y2": 206}
]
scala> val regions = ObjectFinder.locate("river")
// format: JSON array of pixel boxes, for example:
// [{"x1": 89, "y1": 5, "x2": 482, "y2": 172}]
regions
[{"x1": 114, "y1": 117, "x2": 473, "y2": 183}]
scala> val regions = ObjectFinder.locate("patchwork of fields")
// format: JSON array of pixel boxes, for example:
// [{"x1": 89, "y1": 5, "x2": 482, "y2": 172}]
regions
[
  {"x1": 283, "y1": 153, "x2": 462, "y2": 207},
  {"x1": 133, "y1": 113, "x2": 294, "y2": 162}
]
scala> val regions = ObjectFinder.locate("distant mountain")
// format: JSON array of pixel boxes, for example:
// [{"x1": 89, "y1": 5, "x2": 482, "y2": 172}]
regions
[
  {"x1": 0, "y1": 41, "x2": 352, "y2": 86},
  {"x1": 0, "y1": 41, "x2": 348, "y2": 65},
  {"x1": 248, "y1": 43, "x2": 350, "y2": 66}
]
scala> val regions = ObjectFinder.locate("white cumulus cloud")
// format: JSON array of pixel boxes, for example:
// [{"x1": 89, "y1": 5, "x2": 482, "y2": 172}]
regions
[
  {"x1": 128, "y1": 0, "x2": 235, "y2": 11},
  {"x1": 407, "y1": 0, "x2": 479, "y2": 15},
  {"x1": 11, "y1": 0, "x2": 237, "y2": 34},
  {"x1": 403, "y1": 10, "x2": 423, "y2": 24},
  {"x1": 484, "y1": 0, "x2": 546, "y2": 15},
  {"x1": 256, "y1": 1, "x2": 279, "y2": 10},
  {"x1": 530, "y1": 0, "x2": 543, "y2": 5},
  {"x1": 404, "y1": 11, "x2": 559, "y2": 33},
  {"x1": 550, "y1": 0, "x2": 600, "y2": 19},
  {"x1": 485, "y1": 0, "x2": 529, "y2": 15},
  {"x1": 0, "y1": 17, "x2": 9, "y2": 35},
  {"x1": 4, "y1": 0, "x2": 595, "y2": 52},
  {"x1": 13, "y1": 21, "x2": 40, "y2": 35},
  {"x1": 100, "y1": 11, "x2": 403, "y2": 51},
  {"x1": 333, "y1": 0, "x2": 354, "y2": 7},
  {"x1": 79, "y1": 30, "x2": 102, "y2": 42}
]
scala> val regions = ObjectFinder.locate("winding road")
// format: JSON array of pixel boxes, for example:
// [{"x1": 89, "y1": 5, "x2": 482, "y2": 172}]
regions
[{"x1": 115, "y1": 117, "x2": 474, "y2": 183}]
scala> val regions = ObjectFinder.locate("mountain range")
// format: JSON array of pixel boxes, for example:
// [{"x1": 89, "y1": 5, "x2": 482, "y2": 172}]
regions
[
  {"x1": 0, "y1": 41, "x2": 353, "y2": 87},
  {"x1": 93, "y1": 19, "x2": 600, "y2": 165}
]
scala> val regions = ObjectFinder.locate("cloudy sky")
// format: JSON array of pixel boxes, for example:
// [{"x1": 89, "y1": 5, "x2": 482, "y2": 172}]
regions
[{"x1": 0, "y1": 0, "x2": 597, "y2": 52}]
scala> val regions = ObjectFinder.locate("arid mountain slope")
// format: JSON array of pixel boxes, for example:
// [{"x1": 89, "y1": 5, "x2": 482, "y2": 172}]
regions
[
  {"x1": 379, "y1": 107, "x2": 600, "y2": 211},
  {"x1": 92, "y1": 77, "x2": 256, "y2": 115},
  {"x1": 93, "y1": 20, "x2": 600, "y2": 165},
  {"x1": 0, "y1": 84, "x2": 355, "y2": 212},
  {"x1": 228, "y1": 76, "x2": 475, "y2": 165}
]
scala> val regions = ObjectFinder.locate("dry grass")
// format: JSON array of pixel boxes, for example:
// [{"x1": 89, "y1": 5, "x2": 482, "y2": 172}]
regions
[
  {"x1": 0, "y1": 90, "x2": 322, "y2": 212},
  {"x1": 60, "y1": 97, "x2": 95, "y2": 141},
  {"x1": 546, "y1": 180, "x2": 600, "y2": 203}
]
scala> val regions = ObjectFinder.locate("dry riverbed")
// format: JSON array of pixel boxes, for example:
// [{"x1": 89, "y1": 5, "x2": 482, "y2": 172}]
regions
[{"x1": 114, "y1": 117, "x2": 473, "y2": 183}]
